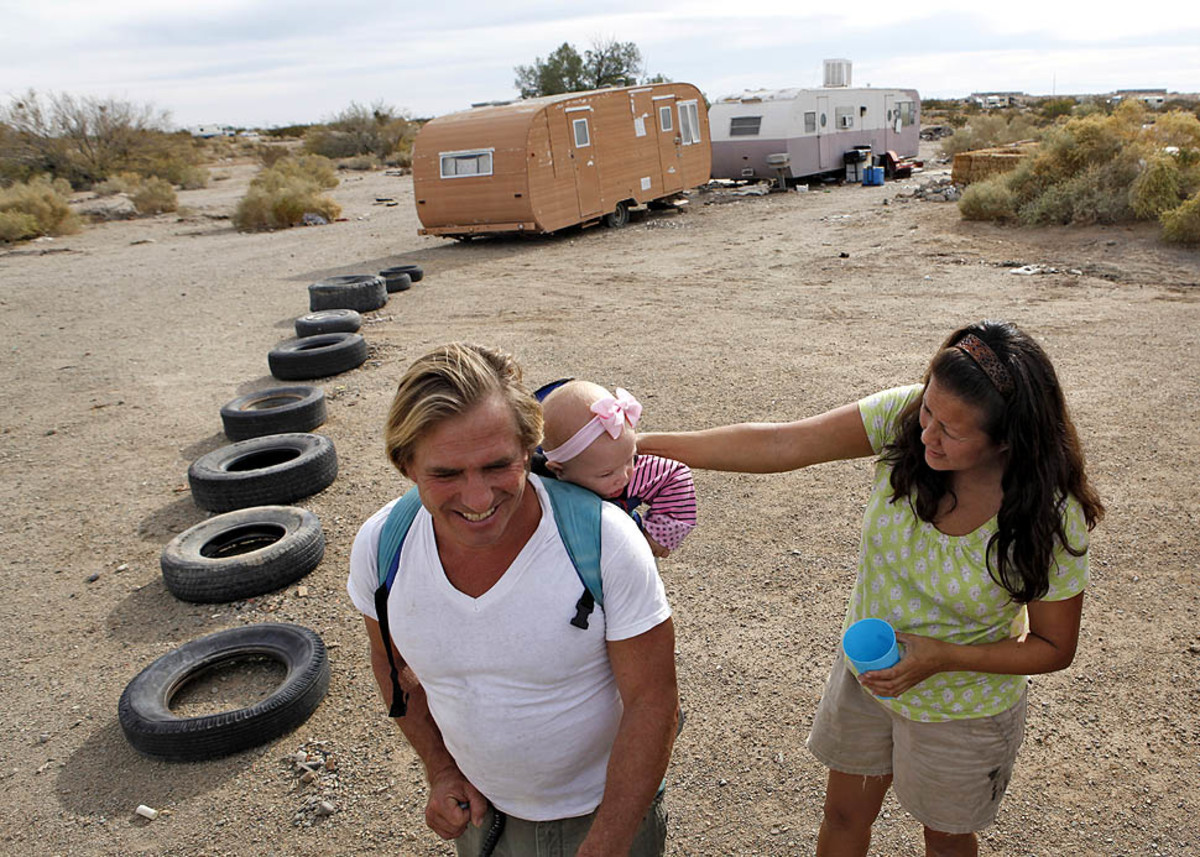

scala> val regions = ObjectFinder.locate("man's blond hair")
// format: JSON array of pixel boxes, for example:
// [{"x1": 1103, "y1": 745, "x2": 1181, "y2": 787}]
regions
[{"x1": 384, "y1": 343, "x2": 542, "y2": 475}]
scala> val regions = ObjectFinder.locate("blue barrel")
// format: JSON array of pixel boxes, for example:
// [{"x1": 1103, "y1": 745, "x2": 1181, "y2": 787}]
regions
[{"x1": 862, "y1": 166, "x2": 885, "y2": 187}]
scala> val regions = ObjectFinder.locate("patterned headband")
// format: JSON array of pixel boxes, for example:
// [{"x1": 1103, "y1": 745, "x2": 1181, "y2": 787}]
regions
[{"x1": 955, "y1": 334, "x2": 1014, "y2": 396}]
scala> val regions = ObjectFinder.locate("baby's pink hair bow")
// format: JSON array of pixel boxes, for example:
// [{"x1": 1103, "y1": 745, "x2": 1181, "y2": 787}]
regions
[{"x1": 543, "y1": 388, "x2": 642, "y2": 463}]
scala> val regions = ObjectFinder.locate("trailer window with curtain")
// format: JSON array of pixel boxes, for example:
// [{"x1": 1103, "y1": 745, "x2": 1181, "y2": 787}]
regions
[
  {"x1": 729, "y1": 116, "x2": 762, "y2": 136},
  {"x1": 896, "y1": 101, "x2": 915, "y2": 127},
  {"x1": 440, "y1": 149, "x2": 494, "y2": 178},
  {"x1": 679, "y1": 101, "x2": 702, "y2": 144},
  {"x1": 659, "y1": 106, "x2": 673, "y2": 132},
  {"x1": 804, "y1": 111, "x2": 817, "y2": 133}
]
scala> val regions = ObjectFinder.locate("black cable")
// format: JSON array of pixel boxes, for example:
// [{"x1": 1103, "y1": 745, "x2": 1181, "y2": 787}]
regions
[{"x1": 479, "y1": 806, "x2": 507, "y2": 857}]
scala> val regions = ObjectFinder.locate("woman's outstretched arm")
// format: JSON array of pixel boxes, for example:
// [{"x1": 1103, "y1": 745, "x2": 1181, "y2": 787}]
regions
[{"x1": 638, "y1": 402, "x2": 874, "y2": 473}]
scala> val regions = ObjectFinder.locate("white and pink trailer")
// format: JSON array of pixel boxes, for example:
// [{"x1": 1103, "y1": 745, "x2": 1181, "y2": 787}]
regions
[{"x1": 709, "y1": 84, "x2": 920, "y2": 184}]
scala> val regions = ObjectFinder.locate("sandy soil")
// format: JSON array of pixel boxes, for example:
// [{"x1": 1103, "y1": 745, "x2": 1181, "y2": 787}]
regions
[{"x1": 1, "y1": 144, "x2": 1197, "y2": 857}]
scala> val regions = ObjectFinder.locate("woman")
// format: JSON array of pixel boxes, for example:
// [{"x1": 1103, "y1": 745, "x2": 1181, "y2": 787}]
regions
[{"x1": 638, "y1": 320, "x2": 1103, "y2": 857}]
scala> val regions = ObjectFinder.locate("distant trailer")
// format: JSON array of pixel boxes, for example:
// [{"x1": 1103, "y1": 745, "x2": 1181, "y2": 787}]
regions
[
  {"x1": 709, "y1": 86, "x2": 920, "y2": 184},
  {"x1": 412, "y1": 83, "x2": 711, "y2": 239}
]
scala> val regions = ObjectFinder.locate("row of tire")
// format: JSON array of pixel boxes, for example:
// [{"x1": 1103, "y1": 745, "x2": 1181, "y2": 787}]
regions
[{"x1": 118, "y1": 264, "x2": 426, "y2": 763}]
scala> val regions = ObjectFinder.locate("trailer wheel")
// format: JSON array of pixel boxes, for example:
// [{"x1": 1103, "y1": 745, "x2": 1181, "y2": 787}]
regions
[
  {"x1": 117, "y1": 623, "x2": 330, "y2": 761},
  {"x1": 604, "y1": 201, "x2": 630, "y2": 229}
]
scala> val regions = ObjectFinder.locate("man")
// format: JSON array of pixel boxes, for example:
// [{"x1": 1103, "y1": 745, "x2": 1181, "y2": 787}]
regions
[{"x1": 347, "y1": 343, "x2": 678, "y2": 856}]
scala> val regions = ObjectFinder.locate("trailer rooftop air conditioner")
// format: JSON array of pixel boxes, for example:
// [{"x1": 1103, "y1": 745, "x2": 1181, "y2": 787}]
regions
[{"x1": 823, "y1": 59, "x2": 852, "y2": 88}]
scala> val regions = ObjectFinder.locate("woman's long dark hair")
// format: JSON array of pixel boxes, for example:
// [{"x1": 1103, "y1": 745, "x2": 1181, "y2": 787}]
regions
[{"x1": 882, "y1": 320, "x2": 1104, "y2": 602}]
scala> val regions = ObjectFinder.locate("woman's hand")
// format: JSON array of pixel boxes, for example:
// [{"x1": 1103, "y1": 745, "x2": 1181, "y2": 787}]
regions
[{"x1": 856, "y1": 633, "x2": 951, "y2": 698}]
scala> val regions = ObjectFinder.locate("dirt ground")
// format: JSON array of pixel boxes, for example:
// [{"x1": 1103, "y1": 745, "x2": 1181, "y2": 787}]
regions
[{"x1": 1, "y1": 142, "x2": 1198, "y2": 857}]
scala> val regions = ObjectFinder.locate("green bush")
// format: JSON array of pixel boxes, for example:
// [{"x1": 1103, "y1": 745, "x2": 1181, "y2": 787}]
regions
[
  {"x1": 0, "y1": 175, "x2": 80, "y2": 241},
  {"x1": 233, "y1": 156, "x2": 342, "y2": 231},
  {"x1": 338, "y1": 154, "x2": 381, "y2": 171},
  {"x1": 0, "y1": 210, "x2": 40, "y2": 242},
  {"x1": 958, "y1": 176, "x2": 1017, "y2": 222},
  {"x1": 131, "y1": 176, "x2": 178, "y2": 215},
  {"x1": 1131, "y1": 155, "x2": 1183, "y2": 218},
  {"x1": 941, "y1": 114, "x2": 1041, "y2": 157},
  {"x1": 1161, "y1": 192, "x2": 1200, "y2": 246},
  {"x1": 303, "y1": 101, "x2": 416, "y2": 165},
  {"x1": 93, "y1": 171, "x2": 142, "y2": 196}
]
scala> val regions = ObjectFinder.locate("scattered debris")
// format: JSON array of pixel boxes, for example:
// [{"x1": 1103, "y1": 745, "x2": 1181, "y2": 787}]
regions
[
  {"x1": 919, "y1": 125, "x2": 955, "y2": 141},
  {"x1": 1006, "y1": 264, "x2": 1083, "y2": 276},
  {"x1": 893, "y1": 176, "x2": 962, "y2": 203},
  {"x1": 135, "y1": 805, "x2": 159, "y2": 821},
  {"x1": 301, "y1": 213, "x2": 329, "y2": 227}
]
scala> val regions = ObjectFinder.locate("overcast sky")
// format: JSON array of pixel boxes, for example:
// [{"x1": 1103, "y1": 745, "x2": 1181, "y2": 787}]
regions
[{"x1": 4, "y1": 1, "x2": 1199, "y2": 129}]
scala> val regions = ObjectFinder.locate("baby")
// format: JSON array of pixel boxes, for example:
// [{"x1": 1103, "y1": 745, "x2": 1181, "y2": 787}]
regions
[{"x1": 540, "y1": 380, "x2": 696, "y2": 558}]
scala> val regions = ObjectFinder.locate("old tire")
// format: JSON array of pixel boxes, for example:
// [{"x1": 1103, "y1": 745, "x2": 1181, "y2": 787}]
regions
[
  {"x1": 381, "y1": 263, "x2": 423, "y2": 284},
  {"x1": 378, "y1": 268, "x2": 412, "y2": 293},
  {"x1": 220, "y1": 386, "x2": 326, "y2": 441},
  {"x1": 307, "y1": 275, "x2": 386, "y2": 312},
  {"x1": 604, "y1": 201, "x2": 630, "y2": 229},
  {"x1": 294, "y1": 309, "x2": 362, "y2": 337},
  {"x1": 268, "y1": 332, "x2": 367, "y2": 381},
  {"x1": 161, "y1": 506, "x2": 325, "y2": 603},
  {"x1": 118, "y1": 623, "x2": 330, "y2": 761},
  {"x1": 188, "y1": 433, "x2": 338, "y2": 512}
]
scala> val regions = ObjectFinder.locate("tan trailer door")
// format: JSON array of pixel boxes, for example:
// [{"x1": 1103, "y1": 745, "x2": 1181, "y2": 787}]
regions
[
  {"x1": 565, "y1": 107, "x2": 601, "y2": 218},
  {"x1": 651, "y1": 94, "x2": 683, "y2": 195},
  {"x1": 884, "y1": 93, "x2": 897, "y2": 152}
]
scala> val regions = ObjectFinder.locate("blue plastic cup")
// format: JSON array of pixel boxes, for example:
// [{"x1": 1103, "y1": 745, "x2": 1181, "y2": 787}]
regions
[{"x1": 842, "y1": 618, "x2": 900, "y2": 674}]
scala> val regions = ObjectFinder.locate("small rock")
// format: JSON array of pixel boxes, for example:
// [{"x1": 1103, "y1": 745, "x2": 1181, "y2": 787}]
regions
[
  {"x1": 116, "y1": 563, "x2": 129, "y2": 572},
  {"x1": 301, "y1": 770, "x2": 317, "y2": 784},
  {"x1": 86, "y1": 573, "x2": 100, "y2": 583},
  {"x1": 296, "y1": 585, "x2": 309, "y2": 598},
  {"x1": 37, "y1": 733, "x2": 50, "y2": 744},
  {"x1": 316, "y1": 800, "x2": 336, "y2": 816}
]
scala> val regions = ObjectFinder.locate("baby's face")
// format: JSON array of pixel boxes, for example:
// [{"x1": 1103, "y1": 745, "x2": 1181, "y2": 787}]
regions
[{"x1": 556, "y1": 425, "x2": 637, "y2": 499}]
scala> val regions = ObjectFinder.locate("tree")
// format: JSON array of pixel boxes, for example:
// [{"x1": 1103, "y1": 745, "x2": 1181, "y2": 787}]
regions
[
  {"x1": 1, "y1": 90, "x2": 176, "y2": 187},
  {"x1": 514, "y1": 39, "x2": 648, "y2": 99}
]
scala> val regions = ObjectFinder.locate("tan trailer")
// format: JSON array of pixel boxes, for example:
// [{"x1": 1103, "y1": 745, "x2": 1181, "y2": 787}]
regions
[{"x1": 412, "y1": 83, "x2": 711, "y2": 238}]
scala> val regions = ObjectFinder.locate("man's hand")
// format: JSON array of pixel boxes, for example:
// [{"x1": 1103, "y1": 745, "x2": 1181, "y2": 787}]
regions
[{"x1": 425, "y1": 764, "x2": 487, "y2": 840}]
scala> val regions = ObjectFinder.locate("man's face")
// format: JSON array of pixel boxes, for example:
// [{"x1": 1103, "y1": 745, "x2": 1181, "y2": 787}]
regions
[{"x1": 404, "y1": 393, "x2": 532, "y2": 553}]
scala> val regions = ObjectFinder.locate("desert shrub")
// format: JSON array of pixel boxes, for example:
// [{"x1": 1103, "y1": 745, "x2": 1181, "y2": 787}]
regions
[
  {"x1": 93, "y1": 171, "x2": 142, "y2": 196},
  {"x1": 338, "y1": 154, "x2": 381, "y2": 171},
  {"x1": 233, "y1": 156, "x2": 342, "y2": 231},
  {"x1": 941, "y1": 114, "x2": 1041, "y2": 157},
  {"x1": 0, "y1": 175, "x2": 80, "y2": 240},
  {"x1": 1038, "y1": 98, "x2": 1076, "y2": 120},
  {"x1": 303, "y1": 101, "x2": 416, "y2": 164},
  {"x1": 0, "y1": 210, "x2": 41, "y2": 242},
  {"x1": 1131, "y1": 155, "x2": 1183, "y2": 218},
  {"x1": 1160, "y1": 191, "x2": 1200, "y2": 245},
  {"x1": 131, "y1": 177, "x2": 178, "y2": 215},
  {"x1": 958, "y1": 176, "x2": 1017, "y2": 222}
]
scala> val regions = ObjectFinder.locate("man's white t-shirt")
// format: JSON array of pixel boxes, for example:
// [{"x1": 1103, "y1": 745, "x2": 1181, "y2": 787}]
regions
[{"x1": 346, "y1": 474, "x2": 671, "y2": 821}]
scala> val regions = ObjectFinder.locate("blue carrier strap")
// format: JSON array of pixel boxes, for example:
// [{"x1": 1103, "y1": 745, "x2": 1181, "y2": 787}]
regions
[{"x1": 373, "y1": 478, "x2": 604, "y2": 717}]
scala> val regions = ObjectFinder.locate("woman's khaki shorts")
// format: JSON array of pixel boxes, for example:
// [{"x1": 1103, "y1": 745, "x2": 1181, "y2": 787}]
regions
[{"x1": 806, "y1": 655, "x2": 1027, "y2": 835}]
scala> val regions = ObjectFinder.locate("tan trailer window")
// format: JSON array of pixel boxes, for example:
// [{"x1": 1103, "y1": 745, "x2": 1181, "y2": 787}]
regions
[
  {"x1": 572, "y1": 117, "x2": 591, "y2": 148},
  {"x1": 804, "y1": 111, "x2": 817, "y2": 133},
  {"x1": 679, "y1": 100, "x2": 701, "y2": 145},
  {"x1": 729, "y1": 116, "x2": 762, "y2": 136},
  {"x1": 896, "y1": 101, "x2": 915, "y2": 127},
  {"x1": 658, "y1": 105, "x2": 673, "y2": 132},
  {"x1": 440, "y1": 149, "x2": 494, "y2": 178}
]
